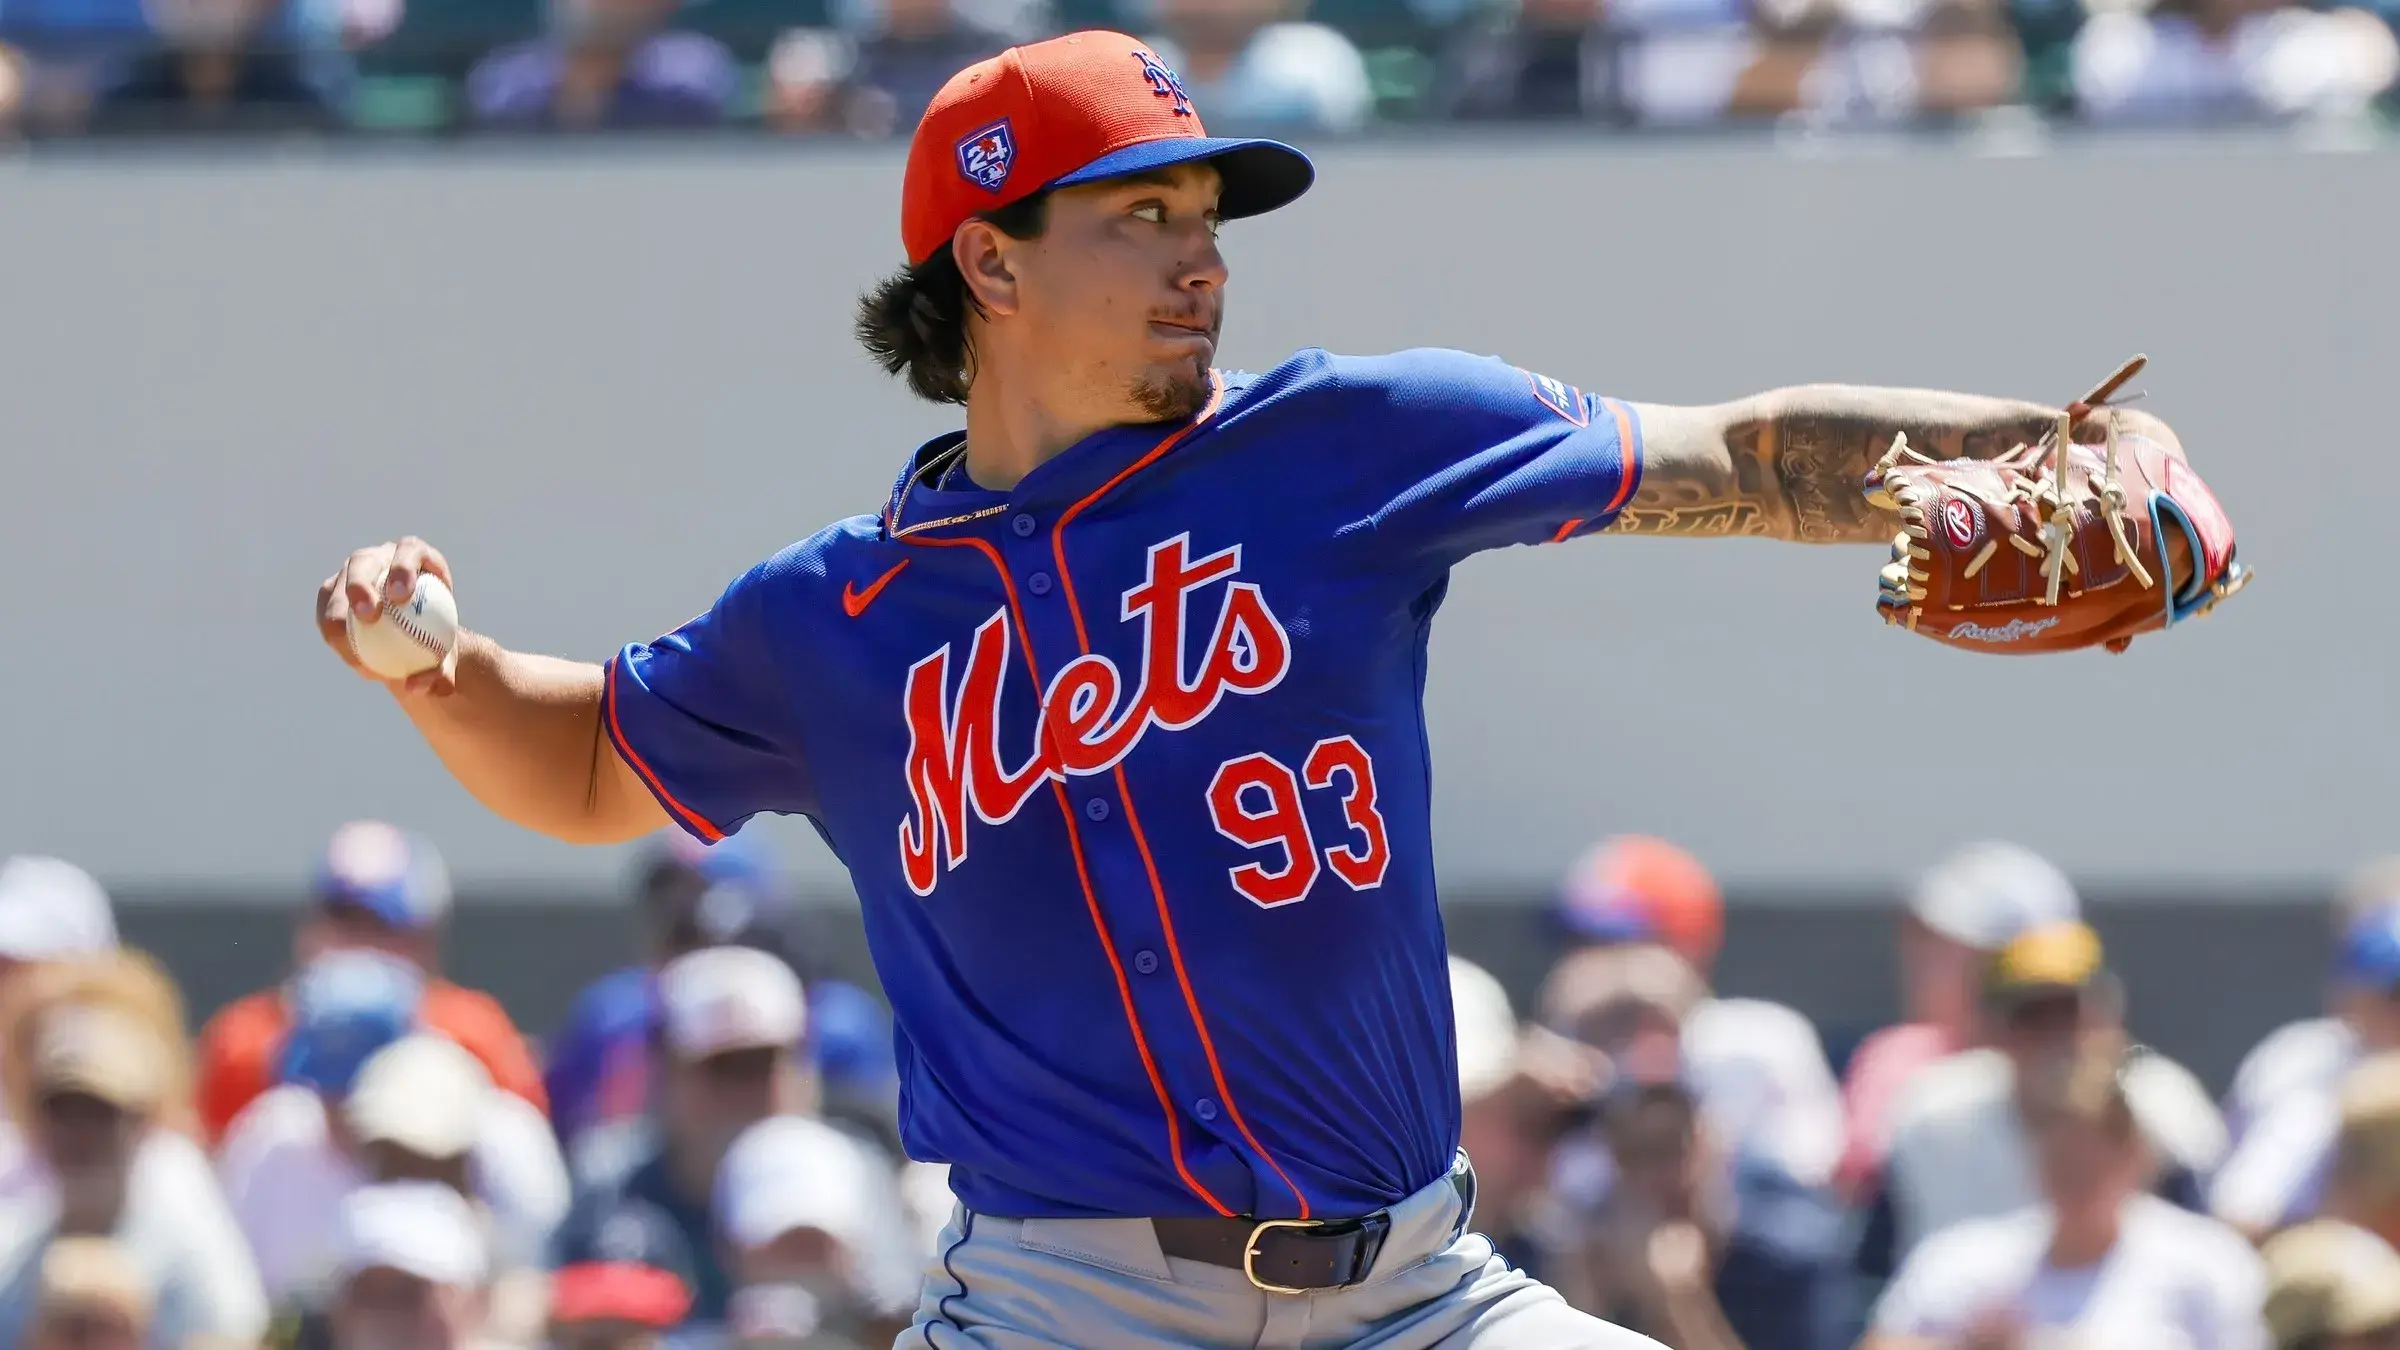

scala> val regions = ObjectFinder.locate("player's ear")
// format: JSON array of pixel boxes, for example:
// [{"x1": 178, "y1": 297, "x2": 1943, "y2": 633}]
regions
[{"x1": 953, "y1": 221, "x2": 1021, "y2": 318}]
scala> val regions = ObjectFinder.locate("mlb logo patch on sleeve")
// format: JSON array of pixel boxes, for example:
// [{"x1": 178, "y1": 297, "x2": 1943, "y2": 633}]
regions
[{"x1": 1519, "y1": 368, "x2": 1590, "y2": 427}]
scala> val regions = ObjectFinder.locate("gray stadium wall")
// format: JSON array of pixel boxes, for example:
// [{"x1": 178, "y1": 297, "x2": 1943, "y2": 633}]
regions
[{"x1": 1, "y1": 136, "x2": 2388, "y2": 1082}]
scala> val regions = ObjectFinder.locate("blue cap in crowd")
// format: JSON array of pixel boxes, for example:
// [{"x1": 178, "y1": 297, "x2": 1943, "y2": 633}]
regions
[
  {"x1": 2338, "y1": 905, "x2": 2400, "y2": 993},
  {"x1": 646, "y1": 827, "x2": 778, "y2": 890},
  {"x1": 640, "y1": 829, "x2": 787, "y2": 947},
  {"x1": 315, "y1": 821, "x2": 452, "y2": 932},
  {"x1": 279, "y1": 949, "x2": 425, "y2": 1095},
  {"x1": 809, "y1": 978, "x2": 898, "y2": 1096}
]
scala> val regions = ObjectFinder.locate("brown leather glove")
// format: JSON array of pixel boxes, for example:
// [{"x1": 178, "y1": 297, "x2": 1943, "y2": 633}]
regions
[{"x1": 1865, "y1": 356, "x2": 2248, "y2": 654}]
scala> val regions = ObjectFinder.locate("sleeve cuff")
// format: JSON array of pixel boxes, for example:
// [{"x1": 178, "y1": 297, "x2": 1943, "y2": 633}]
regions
[
  {"x1": 1546, "y1": 398, "x2": 1645, "y2": 544},
  {"x1": 1601, "y1": 395, "x2": 1644, "y2": 519},
  {"x1": 602, "y1": 651, "x2": 728, "y2": 844}
]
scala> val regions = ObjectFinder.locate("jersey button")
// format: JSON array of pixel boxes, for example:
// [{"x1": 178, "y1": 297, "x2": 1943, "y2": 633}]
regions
[
  {"x1": 1133, "y1": 950, "x2": 1159, "y2": 975},
  {"x1": 1083, "y1": 797, "x2": 1111, "y2": 822},
  {"x1": 1011, "y1": 513, "x2": 1036, "y2": 537},
  {"x1": 1194, "y1": 1098, "x2": 1219, "y2": 1122},
  {"x1": 1027, "y1": 572, "x2": 1054, "y2": 596}
]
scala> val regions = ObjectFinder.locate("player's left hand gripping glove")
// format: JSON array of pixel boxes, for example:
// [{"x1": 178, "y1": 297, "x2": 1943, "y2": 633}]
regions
[{"x1": 1862, "y1": 355, "x2": 2249, "y2": 654}]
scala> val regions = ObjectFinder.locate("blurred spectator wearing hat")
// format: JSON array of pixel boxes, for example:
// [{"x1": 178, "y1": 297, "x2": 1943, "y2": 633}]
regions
[
  {"x1": 195, "y1": 822, "x2": 544, "y2": 1148},
  {"x1": 713, "y1": 1115, "x2": 920, "y2": 1348},
  {"x1": 466, "y1": 0, "x2": 737, "y2": 131},
  {"x1": 1872, "y1": 920, "x2": 2225, "y2": 1271},
  {"x1": 1867, "y1": 1037, "x2": 2266, "y2": 1350},
  {"x1": 217, "y1": 968, "x2": 566, "y2": 1334},
  {"x1": 762, "y1": 0, "x2": 1016, "y2": 137},
  {"x1": 547, "y1": 832, "x2": 784, "y2": 1158},
  {"x1": 1536, "y1": 946, "x2": 1848, "y2": 1350},
  {"x1": 1439, "y1": 0, "x2": 1626, "y2": 121},
  {"x1": 547, "y1": 1199, "x2": 696, "y2": 1350},
  {"x1": 0, "y1": 953, "x2": 268, "y2": 1350},
  {"x1": 0, "y1": 856, "x2": 120, "y2": 1149},
  {"x1": 558, "y1": 945, "x2": 817, "y2": 1334},
  {"x1": 1449, "y1": 956, "x2": 1604, "y2": 1281},
  {"x1": 2320, "y1": 1053, "x2": 2400, "y2": 1250},
  {"x1": 1440, "y1": 0, "x2": 1776, "y2": 124},
  {"x1": 2262, "y1": 1220, "x2": 2400, "y2": 1350},
  {"x1": 80, "y1": 0, "x2": 346, "y2": 134},
  {"x1": 1839, "y1": 842, "x2": 2080, "y2": 1203},
  {"x1": 1777, "y1": 0, "x2": 2024, "y2": 126},
  {"x1": 0, "y1": 858, "x2": 119, "y2": 1008},
  {"x1": 326, "y1": 1181, "x2": 496, "y2": 1350},
  {"x1": 1550, "y1": 835, "x2": 1845, "y2": 1191},
  {"x1": 1142, "y1": 0, "x2": 1375, "y2": 131},
  {"x1": 2231, "y1": 864, "x2": 2400, "y2": 1132},
  {"x1": 2214, "y1": 903, "x2": 2400, "y2": 1241},
  {"x1": 1440, "y1": 0, "x2": 2019, "y2": 126},
  {"x1": 2071, "y1": 0, "x2": 2396, "y2": 126},
  {"x1": 1538, "y1": 943, "x2": 1706, "y2": 1094},
  {"x1": 27, "y1": 1238, "x2": 151, "y2": 1350},
  {"x1": 545, "y1": 831, "x2": 899, "y2": 1171}
]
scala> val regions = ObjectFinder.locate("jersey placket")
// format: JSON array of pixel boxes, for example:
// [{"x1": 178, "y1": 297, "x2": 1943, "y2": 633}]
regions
[
  {"x1": 886, "y1": 512, "x2": 1237, "y2": 1218},
  {"x1": 1021, "y1": 406, "x2": 1315, "y2": 1223},
  {"x1": 999, "y1": 494, "x2": 1244, "y2": 1205}
]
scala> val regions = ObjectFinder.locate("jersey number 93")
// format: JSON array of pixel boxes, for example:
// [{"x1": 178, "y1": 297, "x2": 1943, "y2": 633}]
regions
[{"x1": 1206, "y1": 735, "x2": 1390, "y2": 908}]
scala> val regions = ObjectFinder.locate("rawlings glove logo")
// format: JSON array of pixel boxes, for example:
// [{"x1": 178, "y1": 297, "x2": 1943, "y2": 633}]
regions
[
  {"x1": 1947, "y1": 617, "x2": 2061, "y2": 643},
  {"x1": 1940, "y1": 497, "x2": 1980, "y2": 549}
]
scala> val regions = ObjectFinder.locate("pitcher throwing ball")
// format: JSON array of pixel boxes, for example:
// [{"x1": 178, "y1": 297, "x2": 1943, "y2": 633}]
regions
[{"x1": 316, "y1": 30, "x2": 2244, "y2": 1350}]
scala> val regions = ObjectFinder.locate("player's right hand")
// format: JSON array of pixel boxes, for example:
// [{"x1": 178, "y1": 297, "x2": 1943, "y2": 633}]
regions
[{"x1": 316, "y1": 537, "x2": 456, "y2": 695}]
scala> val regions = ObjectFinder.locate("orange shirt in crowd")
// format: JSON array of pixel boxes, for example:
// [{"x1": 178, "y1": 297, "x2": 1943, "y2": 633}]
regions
[{"x1": 196, "y1": 980, "x2": 548, "y2": 1145}]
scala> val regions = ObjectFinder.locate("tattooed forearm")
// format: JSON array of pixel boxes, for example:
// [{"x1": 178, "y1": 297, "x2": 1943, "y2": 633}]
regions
[{"x1": 1613, "y1": 388, "x2": 2072, "y2": 543}]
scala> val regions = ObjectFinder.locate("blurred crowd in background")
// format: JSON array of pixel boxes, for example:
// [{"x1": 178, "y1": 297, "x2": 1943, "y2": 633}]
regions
[
  {"x1": 0, "y1": 0, "x2": 2396, "y2": 141},
  {"x1": 7, "y1": 825, "x2": 2400, "y2": 1349}
]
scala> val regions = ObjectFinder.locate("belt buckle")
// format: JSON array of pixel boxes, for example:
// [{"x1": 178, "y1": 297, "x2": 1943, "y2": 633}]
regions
[{"x1": 1243, "y1": 1218, "x2": 1325, "y2": 1295}]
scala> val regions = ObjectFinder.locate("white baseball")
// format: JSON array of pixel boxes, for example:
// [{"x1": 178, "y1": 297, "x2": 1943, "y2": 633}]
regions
[{"x1": 348, "y1": 574, "x2": 459, "y2": 680}]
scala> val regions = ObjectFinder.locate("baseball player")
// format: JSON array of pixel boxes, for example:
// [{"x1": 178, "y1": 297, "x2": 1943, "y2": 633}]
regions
[{"x1": 314, "y1": 30, "x2": 2243, "y2": 1349}]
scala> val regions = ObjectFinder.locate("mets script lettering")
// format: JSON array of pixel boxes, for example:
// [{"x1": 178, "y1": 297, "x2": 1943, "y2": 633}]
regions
[{"x1": 898, "y1": 534, "x2": 1290, "y2": 895}]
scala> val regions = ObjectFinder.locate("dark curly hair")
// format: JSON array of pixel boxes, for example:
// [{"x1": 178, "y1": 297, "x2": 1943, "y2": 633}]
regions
[{"x1": 855, "y1": 192, "x2": 1052, "y2": 405}]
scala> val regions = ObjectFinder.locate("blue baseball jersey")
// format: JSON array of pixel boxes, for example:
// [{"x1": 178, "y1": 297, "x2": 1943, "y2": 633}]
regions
[{"x1": 604, "y1": 347, "x2": 1642, "y2": 1220}]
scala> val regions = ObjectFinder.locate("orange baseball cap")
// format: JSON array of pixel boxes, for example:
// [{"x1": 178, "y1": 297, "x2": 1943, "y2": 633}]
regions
[
  {"x1": 1556, "y1": 835, "x2": 1725, "y2": 970},
  {"x1": 900, "y1": 30, "x2": 1314, "y2": 267}
]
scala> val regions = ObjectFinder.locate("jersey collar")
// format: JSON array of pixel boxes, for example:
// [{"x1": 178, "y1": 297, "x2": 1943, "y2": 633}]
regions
[{"x1": 882, "y1": 372, "x2": 1227, "y2": 538}]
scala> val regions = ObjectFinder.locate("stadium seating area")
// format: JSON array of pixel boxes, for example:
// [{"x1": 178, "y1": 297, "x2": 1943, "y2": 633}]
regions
[
  {"x1": 12, "y1": 831, "x2": 2400, "y2": 1348},
  {"x1": 0, "y1": 0, "x2": 2396, "y2": 136}
]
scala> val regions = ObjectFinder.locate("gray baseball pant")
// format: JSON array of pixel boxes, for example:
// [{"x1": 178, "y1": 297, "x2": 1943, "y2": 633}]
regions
[{"x1": 899, "y1": 1161, "x2": 1664, "y2": 1349}]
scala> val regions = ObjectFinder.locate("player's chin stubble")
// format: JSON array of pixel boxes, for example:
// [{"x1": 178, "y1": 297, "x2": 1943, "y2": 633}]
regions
[{"x1": 1130, "y1": 359, "x2": 1212, "y2": 423}]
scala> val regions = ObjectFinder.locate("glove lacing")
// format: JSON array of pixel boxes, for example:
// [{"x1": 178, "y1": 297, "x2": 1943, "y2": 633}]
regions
[{"x1": 1870, "y1": 357, "x2": 2157, "y2": 630}]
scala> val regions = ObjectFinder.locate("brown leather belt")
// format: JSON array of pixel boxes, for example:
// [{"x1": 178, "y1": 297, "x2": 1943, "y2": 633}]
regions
[{"x1": 1150, "y1": 1162, "x2": 1475, "y2": 1294}]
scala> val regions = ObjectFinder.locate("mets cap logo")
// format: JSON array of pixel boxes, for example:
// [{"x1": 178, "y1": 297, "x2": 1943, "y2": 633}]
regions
[
  {"x1": 1135, "y1": 49, "x2": 1193, "y2": 115},
  {"x1": 955, "y1": 118, "x2": 1016, "y2": 193}
]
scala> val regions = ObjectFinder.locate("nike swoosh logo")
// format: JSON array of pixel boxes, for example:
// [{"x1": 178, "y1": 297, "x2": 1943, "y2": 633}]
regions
[{"x1": 842, "y1": 561, "x2": 910, "y2": 618}]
